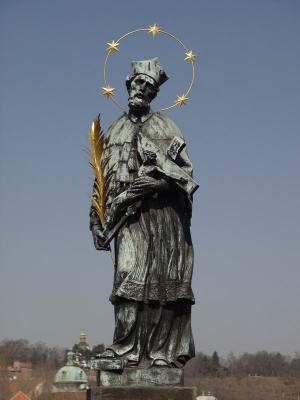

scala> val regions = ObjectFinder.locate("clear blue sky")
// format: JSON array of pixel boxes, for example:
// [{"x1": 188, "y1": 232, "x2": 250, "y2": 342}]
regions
[{"x1": 1, "y1": 0, "x2": 299, "y2": 357}]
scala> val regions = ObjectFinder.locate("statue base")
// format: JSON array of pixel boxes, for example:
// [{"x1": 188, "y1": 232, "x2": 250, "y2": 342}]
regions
[
  {"x1": 87, "y1": 386, "x2": 197, "y2": 400},
  {"x1": 97, "y1": 367, "x2": 183, "y2": 386}
]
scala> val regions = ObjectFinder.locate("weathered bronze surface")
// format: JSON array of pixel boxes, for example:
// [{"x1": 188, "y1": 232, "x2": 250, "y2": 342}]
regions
[{"x1": 90, "y1": 58, "x2": 199, "y2": 373}]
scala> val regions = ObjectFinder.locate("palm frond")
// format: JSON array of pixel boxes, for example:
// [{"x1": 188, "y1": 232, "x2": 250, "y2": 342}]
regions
[{"x1": 88, "y1": 115, "x2": 108, "y2": 226}]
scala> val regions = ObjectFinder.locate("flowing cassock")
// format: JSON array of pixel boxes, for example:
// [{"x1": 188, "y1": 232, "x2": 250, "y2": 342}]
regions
[{"x1": 93, "y1": 112, "x2": 198, "y2": 366}]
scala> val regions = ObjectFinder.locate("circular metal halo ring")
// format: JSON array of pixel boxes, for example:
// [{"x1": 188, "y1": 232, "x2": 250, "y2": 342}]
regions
[{"x1": 103, "y1": 27, "x2": 195, "y2": 112}]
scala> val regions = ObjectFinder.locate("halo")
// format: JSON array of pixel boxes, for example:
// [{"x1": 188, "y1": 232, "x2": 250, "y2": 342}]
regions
[{"x1": 102, "y1": 24, "x2": 196, "y2": 112}]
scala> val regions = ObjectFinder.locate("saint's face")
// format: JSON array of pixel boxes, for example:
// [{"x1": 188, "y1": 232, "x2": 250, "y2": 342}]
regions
[{"x1": 128, "y1": 75, "x2": 157, "y2": 110}]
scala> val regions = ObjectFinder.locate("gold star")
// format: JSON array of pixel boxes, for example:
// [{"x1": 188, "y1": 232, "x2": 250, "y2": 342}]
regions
[
  {"x1": 102, "y1": 85, "x2": 115, "y2": 98},
  {"x1": 106, "y1": 40, "x2": 119, "y2": 54},
  {"x1": 148, "y1": 24, "x2": 161, "y2": 36},
  {"x1": 175, "y1": 94, "x2": 189, "y2": 106},
  {"x1": 184, "y1": 50, "x2": 196, "y2": 63}
]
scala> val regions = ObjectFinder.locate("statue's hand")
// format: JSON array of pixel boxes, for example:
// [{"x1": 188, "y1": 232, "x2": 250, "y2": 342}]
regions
[
  {"x1": 91, "y1": 225, "x2": 110, "y2": 251},
  {"x1": 130, "y1": 175, "x2": 169, "y2": 194}
]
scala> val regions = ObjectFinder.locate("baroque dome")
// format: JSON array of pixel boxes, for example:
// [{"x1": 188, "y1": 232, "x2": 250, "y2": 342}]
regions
[{"x1": 53, "y1": 351, "x2": 87, "y2": 391}]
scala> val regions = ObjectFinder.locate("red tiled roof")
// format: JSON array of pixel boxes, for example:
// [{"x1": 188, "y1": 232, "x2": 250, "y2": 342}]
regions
[{"x1": 9, "y1": 391, "x2": 31, "y2": 400}]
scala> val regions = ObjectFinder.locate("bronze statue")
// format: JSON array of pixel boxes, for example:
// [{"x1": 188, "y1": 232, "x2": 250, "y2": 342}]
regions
[{"x1": 89, "y1": 56, "x2": 199, "y2": 370}]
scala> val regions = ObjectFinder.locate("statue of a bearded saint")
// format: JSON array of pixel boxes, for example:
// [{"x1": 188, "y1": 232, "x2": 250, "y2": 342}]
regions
[{"x1": 90, "y1": 58, "x2": 199, "y2": 368}]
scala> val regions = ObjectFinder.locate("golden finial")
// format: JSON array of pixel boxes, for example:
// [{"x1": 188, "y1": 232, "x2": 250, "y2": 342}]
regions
[
  {"x1": 148, "y1": 24, "x2": 161, "y2": 36},
  {"x1": 102, "y1": 85, "x2": 115, "y2": 98},
  {"x1": 106, "y1": 40, "x2": 119, "y2": 53},
  {"x1": 184, "y1": 51, "x2": 196, "y2": 63},
  {"x1": 175, "y1": 94, "x2": 189, "y2": 106}
]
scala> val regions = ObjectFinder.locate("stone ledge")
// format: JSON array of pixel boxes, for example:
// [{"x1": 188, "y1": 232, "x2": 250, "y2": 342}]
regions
[
  {"x1": 88, "y1": 386, "x2": 197, "y2": 400},
  {"x1": 98, "y1": 367, "x2": 183, "y2": 386}
]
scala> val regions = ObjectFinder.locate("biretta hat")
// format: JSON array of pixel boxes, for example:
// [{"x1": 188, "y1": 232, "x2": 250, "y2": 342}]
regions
[{"x1": 126, "y1": 57, "x2": 169, "y2": 90}]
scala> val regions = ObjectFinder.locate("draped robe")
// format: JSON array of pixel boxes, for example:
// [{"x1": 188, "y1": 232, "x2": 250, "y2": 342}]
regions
[{"x1": 91, "y1": 111, "x2": 198, "y2": 367}]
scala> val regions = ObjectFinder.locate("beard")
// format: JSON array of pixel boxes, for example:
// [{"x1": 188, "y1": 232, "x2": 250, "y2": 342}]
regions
[{"x1": 128, "y1": 93, "x2": 150, "y2": 110}]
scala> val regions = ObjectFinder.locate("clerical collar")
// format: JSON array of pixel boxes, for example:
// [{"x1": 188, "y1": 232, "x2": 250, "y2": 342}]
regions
[{"x1": 127, "y1": 110, "x2": 153, "y2": 124}]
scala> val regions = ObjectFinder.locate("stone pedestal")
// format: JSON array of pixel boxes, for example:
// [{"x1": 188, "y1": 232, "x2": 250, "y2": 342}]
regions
[
  {"x1": 52, "y1": 392, "x2": 86, "y2": 400},
  {"x1": 89, "y1": 364, "x2": 196, "y2": 399},
  {"x1": 88, "y1": 386, "x2": 196, "y2": 400},
  {"x1": 97, "y1": 367, "x2": 183, "y2": 386}
]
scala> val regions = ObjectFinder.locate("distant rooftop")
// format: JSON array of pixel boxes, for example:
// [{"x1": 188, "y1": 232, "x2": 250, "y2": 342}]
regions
[
  {"x1": 9, "y1": 391, "x2": 31, "y2": 400},
  {"x1": 53, "y1": 351, "x2": 87, "y2": 391}
]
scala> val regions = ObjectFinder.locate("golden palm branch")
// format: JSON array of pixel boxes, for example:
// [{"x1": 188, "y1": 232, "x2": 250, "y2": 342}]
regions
[
  {"x1": 89, "y1": 115, "x2": 106, "y2": 225},
  {"x1": 88, "y1": 115, "x2": 115, "y2": 264}
]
